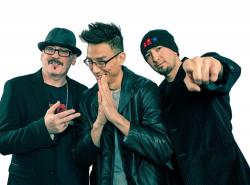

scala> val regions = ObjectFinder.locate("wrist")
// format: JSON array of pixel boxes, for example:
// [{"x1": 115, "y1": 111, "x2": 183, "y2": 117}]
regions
[{"x1": 93, "y1": 120, "x2": 105, "y2": 129}]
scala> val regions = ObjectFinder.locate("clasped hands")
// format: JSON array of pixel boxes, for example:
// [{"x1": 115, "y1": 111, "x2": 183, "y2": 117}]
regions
[{"x1": 95, "y1": 75, "x2": 119, "y2": 127}]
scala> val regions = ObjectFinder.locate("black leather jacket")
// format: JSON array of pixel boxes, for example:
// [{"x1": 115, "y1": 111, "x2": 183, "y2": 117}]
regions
[{"x1": 73, "y1": 66, "x2": 173, "y2": 185}]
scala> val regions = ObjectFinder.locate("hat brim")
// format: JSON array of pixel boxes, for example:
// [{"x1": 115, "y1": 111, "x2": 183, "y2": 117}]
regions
[{"x1": 38, "y1": 41, "x2": 82, "y2": 57}]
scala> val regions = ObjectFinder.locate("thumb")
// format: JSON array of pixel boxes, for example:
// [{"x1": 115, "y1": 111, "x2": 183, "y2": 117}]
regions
[{"x1": 48, "y1": 101, "x2": 61, "y2": 114}]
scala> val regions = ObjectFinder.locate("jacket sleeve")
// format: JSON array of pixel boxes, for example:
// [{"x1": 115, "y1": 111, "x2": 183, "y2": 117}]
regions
[
  {"x1": 71, "y1": 95, "x2": 101, "y2": 168},
  {"x1": 0, "y1": 80, "x2": 55, "y2": 155},
  {"x1": 201, "y1": 52, "x2": 241, "y2": 92},
  {"x1": 122, "y1": 82, "x2": 173, "y2": 165}
]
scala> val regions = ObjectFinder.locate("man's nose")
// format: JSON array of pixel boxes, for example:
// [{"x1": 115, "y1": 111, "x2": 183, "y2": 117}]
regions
[
  {"x1": 151, "y1": 52, "x2": 159, "y2": 63},
  {"x1": 91, "y1": 63, "x2": 101, "y2": 73},
  {"x1": 52, "y1": 50, "x2": 60, "y2": 58}
]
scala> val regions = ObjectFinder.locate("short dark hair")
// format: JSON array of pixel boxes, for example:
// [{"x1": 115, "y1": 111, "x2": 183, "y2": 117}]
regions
[{"x1": 80, "y1": 22, "x2": 124, "y2": 53}]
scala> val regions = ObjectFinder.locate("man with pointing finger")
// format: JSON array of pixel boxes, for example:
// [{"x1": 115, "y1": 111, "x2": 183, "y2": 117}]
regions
[{"x1": 140, "y1": 29, "x2": 250, "y2": 185}]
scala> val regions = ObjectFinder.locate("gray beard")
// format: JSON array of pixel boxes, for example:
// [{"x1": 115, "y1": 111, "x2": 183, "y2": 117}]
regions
[{"x1": 156, "y1": 66, "x2": 172, "y2": 76}]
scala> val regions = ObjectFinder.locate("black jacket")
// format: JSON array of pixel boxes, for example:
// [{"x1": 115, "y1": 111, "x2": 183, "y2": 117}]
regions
[
  {"x1": 160, "y1": 52, "x2": 250, "y2": 185},
  {"x1": 0, "y1": 69, "x2": 88, "y2": 185},
  {"x1": 73, "y1": 66, "x2": 173, "y2": 185}
]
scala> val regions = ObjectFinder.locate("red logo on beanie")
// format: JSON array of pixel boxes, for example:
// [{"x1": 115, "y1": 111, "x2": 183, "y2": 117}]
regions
[
  {"x1": 143, "y1": 37, "x2": 158, "y2": 48},
  {"x1": 143, "y1": 38, "x2": 152, "y2": 48}
]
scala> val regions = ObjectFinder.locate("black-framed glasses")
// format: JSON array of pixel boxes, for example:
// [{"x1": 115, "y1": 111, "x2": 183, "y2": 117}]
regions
[
  {"x1": 44, "y1": 46, "x2": 72, "y2": 57},
  {"x1": 83, "y1": 52, "x2": 122, "y2": 68}
]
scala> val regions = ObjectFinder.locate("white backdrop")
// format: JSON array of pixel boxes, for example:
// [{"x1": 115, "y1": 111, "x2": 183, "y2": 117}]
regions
[{"x1": 0, "y1": 0, "x2": 249, "y2": 184}]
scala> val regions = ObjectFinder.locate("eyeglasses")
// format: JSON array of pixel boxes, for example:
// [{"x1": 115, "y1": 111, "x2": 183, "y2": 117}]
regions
[
  {"x1": 44, "y1": 46, "x2": 72, "y2": 57},
  {"x1": 83, "y1": 52, "x2": 122, "y2": 68}
]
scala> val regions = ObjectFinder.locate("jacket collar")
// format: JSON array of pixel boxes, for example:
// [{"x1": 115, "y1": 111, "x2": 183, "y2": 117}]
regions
[
  {"x1": 118, "y1": 66, "x2": 136, "y2": 113},
  {"x1": 30, "y1": 69, "x2": 72, "y2": 110},
  {"x1": 30, "y1": 69, "x2": 50, "y2": 111},
  {"x1": 32, "y1": 68, "x2": 71, "y2": 86}
]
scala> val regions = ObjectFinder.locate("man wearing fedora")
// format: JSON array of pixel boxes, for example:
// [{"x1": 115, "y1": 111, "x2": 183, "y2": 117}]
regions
[{"x1": 0, "y1": 27, "x2": 88, "y2": 185}]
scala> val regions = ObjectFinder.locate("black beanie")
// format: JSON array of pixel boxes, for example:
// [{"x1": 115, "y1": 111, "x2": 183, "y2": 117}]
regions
[{"x1": 140, "y1": 29, "x2": 179, "y2": 60}]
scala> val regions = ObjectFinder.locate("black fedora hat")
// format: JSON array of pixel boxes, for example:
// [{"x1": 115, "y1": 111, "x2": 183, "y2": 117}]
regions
[{"x1": 38, "y1": 27, "x2": 82, "y2": 57}]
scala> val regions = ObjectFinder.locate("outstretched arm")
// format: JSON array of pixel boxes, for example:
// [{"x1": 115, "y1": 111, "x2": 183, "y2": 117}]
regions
[{"x1": 182, "y1": 52, "x2": 240, "y2": 92}]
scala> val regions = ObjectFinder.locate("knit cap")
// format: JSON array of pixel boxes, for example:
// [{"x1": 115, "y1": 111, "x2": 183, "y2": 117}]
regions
[{"x1": 140, "y1": 29, "x2": 179, "y2": 60}]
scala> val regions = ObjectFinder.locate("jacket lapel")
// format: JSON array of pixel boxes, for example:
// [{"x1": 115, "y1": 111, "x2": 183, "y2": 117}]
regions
[
  {"x1": 31, "y1": 69, "x2": 50, "y2": 111},
  {"x1": 118, "y1": 67, "x2": 135, "y2": 113},
  {"x1": 90, "y1": 84, "x2": 99, "y2": 115}
]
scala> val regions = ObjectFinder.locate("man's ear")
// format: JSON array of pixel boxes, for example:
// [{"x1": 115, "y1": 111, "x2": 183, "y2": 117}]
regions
[
  {"x1": 118, "y1": 52, "x2": 126, "y2": 65},
  {"x1": 71, "y1": 54, "x2": 77, "y2": 65}
]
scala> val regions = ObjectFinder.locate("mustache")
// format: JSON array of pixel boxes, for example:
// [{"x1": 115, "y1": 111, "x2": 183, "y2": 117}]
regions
[
  {"x1": 154, "y1": 61, "x2": 164, "y2": 68},
  {"x1": 48, "y1": 59, "x2": 63, "y2": 66}
]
